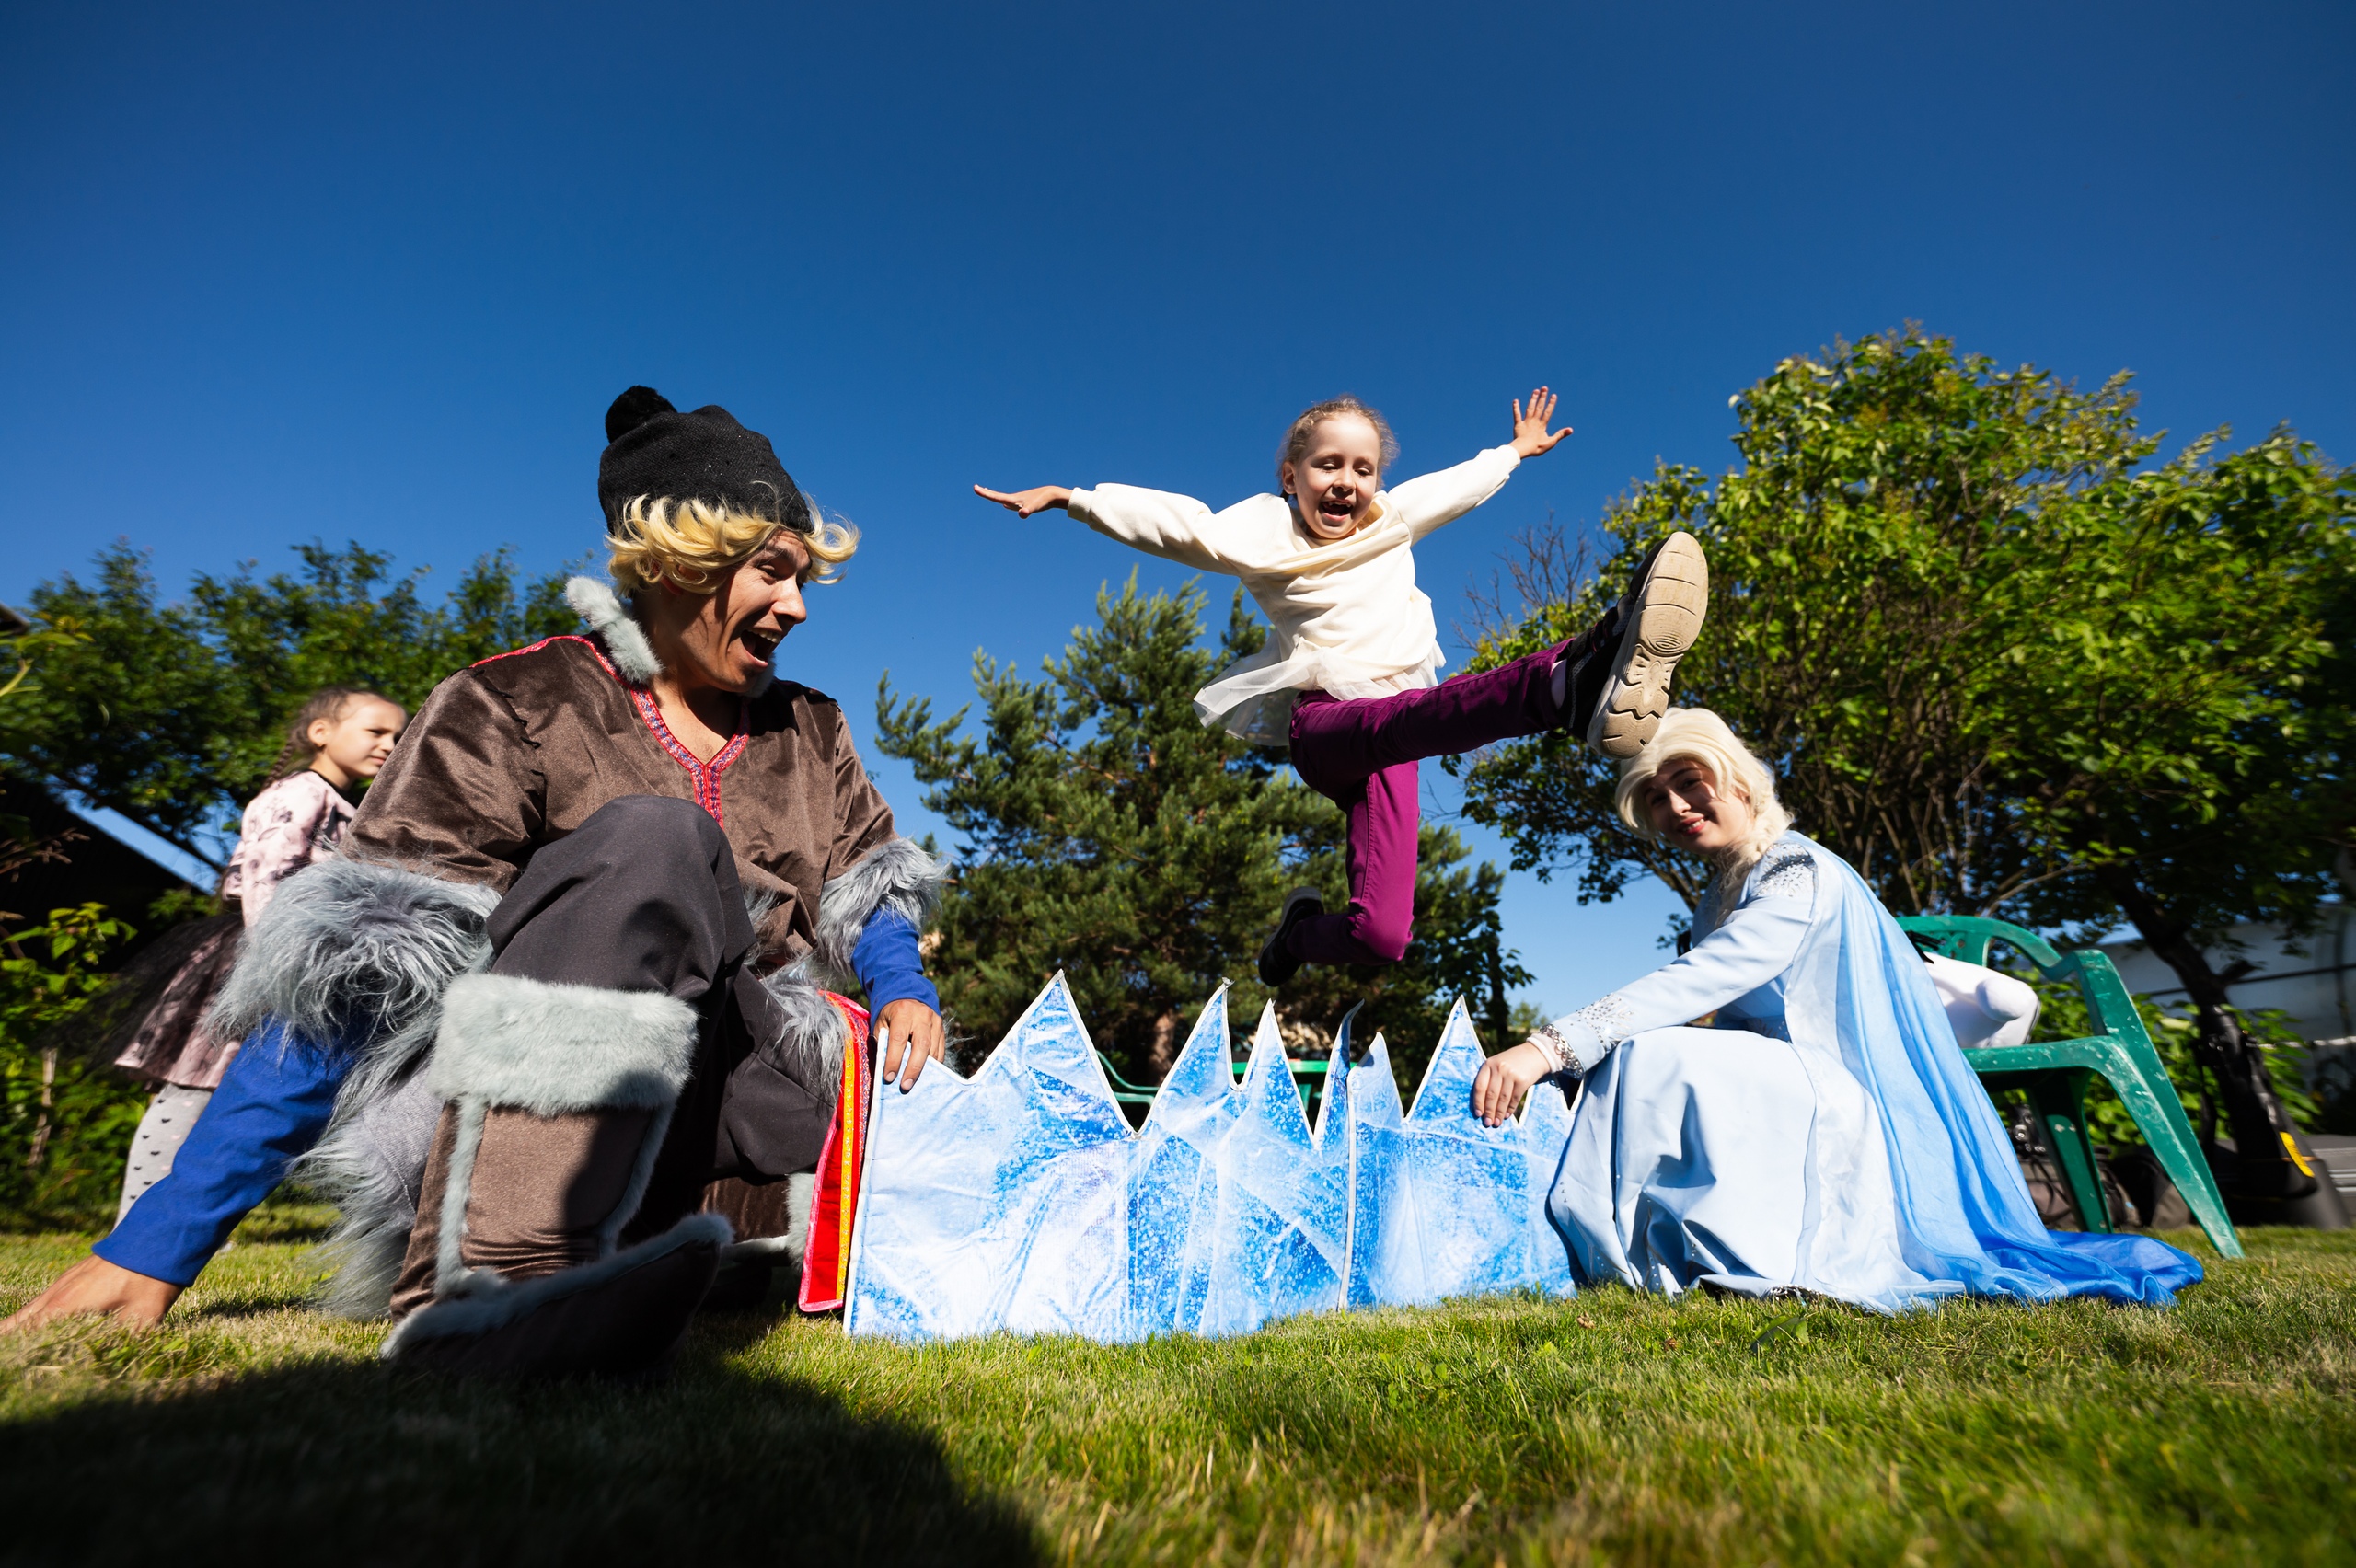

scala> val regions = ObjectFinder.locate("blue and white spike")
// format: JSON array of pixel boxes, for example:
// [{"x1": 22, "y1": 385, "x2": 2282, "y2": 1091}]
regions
[
  {"x1": 1126, "y1": 985, "x2": 1240, "y2": 1336},
  {"x1": 845, "y1": 974, "x2": 1134, "y2": 1341},
  {"x1": 848, "y1": 978, "x2": 1576, "y2": 1343},
  {"x1": 1347, "y1": 1000, "x2": 1576, "y2": 1308}
]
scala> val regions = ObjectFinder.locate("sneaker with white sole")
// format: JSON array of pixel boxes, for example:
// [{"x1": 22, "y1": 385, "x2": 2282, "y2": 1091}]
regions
[{"x1": 1585, "y1": 530, "x2": 1708, "y2": 759}]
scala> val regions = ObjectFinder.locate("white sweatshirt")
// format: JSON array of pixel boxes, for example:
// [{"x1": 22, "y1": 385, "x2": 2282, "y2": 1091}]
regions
[{"x1": 1067, "y1": 445, "x2": 1522, "y2": 744}]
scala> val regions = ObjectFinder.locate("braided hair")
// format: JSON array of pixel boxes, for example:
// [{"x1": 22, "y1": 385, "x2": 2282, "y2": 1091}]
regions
[{"x1": 264, "y1": 686, "x2": 392, "y2": 782}]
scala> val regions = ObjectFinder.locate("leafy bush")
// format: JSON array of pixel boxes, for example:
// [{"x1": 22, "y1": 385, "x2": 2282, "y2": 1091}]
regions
[
  {"x1": 0, "y1": 905, "x2": 147, "y2": 1228},
  {"x1": 2017, "y1": 964, "x2": 2317, "y2": 1150}
]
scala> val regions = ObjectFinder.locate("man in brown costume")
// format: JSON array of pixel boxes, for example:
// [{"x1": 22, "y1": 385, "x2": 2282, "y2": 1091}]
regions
[{"x1": 5, "y1": 388, "x2": 948, "y2": 1375}]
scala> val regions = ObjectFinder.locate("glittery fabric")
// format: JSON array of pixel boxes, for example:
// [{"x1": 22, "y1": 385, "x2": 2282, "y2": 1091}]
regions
[
  {"x1": 1752, "y1": 849, "x2": 1816, "y2": 902},
  {"x1": 1563, "y1": 995, "x2": 1638, "y2": 1073},
  {"x1": 846, "y1": 982, "x2": 1576, "y2": 1343}
]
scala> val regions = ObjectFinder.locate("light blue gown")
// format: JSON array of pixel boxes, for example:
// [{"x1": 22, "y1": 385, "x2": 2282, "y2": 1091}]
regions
[{"x1": 1544, "y1": 832, "x2": 2200, "y2": 1310}]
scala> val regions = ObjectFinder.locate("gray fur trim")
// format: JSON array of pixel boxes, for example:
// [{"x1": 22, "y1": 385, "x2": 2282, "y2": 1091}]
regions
[
  {"x1": 759, "y1": 969, "x2": 849, "y2": 1104},
  {"x1": 743, "y1": 888, "x2": 780, "y2": 959},
  {"x1": 756, "y1": 836, "x2": 945, "y2": 1101},
  {"x1": 811, "y1": 836, "x2": 948, "y2": 986},
  {"x1": 426, "y1": 974, "x2": 697, "y2": 1113},
  {"x1": 297, "y1": 1072, "x2": 444, "y2": 1318},
  {"x1": 210, "y1": 859, "x2": 496, "y2": 1057},
  {"x1": 380, "y1": 1212, "x2": 734, "y2": 1360},
  {"x1": 422, "y1": 974, "x2": 694, "y2": 1296},
  {"x1": 719, "y1": 1171, "x2": 815, "y2": 1267},
  {"x1": 225, "y1": 859, "x2": 494, "y2": 1320},
  {"x1": 436, "y1": 1098, "x2": 491, "y2": 1294},
  {"x1": 599, "y1": 1101, "x2": 677, "y2": 1256},
  {"x1": 564, "y1": 575, "x2": 662, "y2": 685}
]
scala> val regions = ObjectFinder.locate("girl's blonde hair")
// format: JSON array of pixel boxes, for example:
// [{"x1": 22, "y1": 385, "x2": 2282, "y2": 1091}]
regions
[
  {"x1": 1274, "y1": 397, "x2": 1400, "y2": 490},
  {"x1": 605, "y1": 491, "x2": 860, "y2": 596},
  {"x1": 1613, "y1": 709, "x2": 1794, "y2": 886}
]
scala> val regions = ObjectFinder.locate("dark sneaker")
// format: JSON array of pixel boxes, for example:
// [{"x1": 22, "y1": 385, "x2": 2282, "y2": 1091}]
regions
[
  {"x1": 1585, "y1": 530, "x2": 1707, "y2": 759},
  {"x1": 1257, "y1": 887, "x2": 1324, "y2": 986}
]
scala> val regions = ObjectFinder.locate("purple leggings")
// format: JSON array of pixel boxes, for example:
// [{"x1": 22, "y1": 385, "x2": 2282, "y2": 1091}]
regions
[{"x1": 1286, "y1": 640, "x2": 1566, "y2": 964}]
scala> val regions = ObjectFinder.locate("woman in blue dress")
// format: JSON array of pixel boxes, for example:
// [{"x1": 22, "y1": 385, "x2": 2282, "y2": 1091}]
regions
[{"x1": 1472, "y1": 709, "x2": 2201, "y2": 1310}]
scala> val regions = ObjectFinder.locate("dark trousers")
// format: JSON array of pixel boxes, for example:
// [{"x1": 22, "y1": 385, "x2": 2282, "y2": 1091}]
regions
[
  {"x1": 479, "y1": 795, "x2": 831, "y2": 1241},
  {"x1": 1285, "y1": 637, "x2": 1575, "y2": 964}
]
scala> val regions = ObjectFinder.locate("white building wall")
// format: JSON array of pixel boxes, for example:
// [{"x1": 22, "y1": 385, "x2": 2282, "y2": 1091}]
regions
[{"x1": 2096, "y1": 905, "x2": 2355, "y2": 1046}]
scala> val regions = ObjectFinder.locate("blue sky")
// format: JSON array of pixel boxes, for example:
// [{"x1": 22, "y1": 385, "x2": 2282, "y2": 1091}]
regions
[{"x1": 4, "y1": 1, "x2": 2350, "y2": 1020}]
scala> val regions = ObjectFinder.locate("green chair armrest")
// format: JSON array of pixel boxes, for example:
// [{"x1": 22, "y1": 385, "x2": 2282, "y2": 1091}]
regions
[{"x1": 1894, "y1": 913, "x2": 2063, "y2": 972}]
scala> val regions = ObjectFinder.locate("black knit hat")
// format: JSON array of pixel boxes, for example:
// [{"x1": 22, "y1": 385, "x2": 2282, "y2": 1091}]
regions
[{"x1": 596, "y1": 386, "x2": 812, "y2": 529}]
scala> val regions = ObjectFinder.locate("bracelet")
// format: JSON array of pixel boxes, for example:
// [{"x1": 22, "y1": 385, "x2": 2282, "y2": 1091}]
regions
[{"x1": 1525, "y1": 1022, "x2": 1570, "y2": 1074}]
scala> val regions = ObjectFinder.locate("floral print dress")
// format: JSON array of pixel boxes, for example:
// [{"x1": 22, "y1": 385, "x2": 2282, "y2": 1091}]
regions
[{"x1": 113, "y1": 770, "x2": 355, "y2": 1090}]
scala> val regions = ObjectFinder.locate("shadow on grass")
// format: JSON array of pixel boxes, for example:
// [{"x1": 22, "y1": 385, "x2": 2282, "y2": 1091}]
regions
[{"x1": 0, "y1": 1314, "x2": 1041, "y2": 1568}]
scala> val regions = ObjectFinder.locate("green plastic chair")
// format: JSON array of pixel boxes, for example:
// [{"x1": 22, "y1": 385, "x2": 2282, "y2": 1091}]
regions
[
  {"x1": 1095, "y1": 1052, "x2": 1331, "y2": 1125},
  {"x1": 1897, "y1": 914, "x2": 2242, "y2": 1258}
]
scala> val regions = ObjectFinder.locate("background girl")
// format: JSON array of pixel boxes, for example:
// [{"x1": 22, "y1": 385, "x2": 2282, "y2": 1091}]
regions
[
  {"x1": 978, "y1": 390, "x2": 1707, "y2": 984},
  {"x1": 110, "y1": 686, "x2": 407, "y2": 1216}
]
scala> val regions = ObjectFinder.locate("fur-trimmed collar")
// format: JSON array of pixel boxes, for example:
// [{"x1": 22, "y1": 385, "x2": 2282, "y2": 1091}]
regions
[{"x1": 563, "y1": 577, "x2": 664, "y2": 684}]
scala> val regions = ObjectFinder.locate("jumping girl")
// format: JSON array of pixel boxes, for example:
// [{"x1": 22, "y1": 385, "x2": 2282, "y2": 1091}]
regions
[{"x1": 976, "y1": 389, "x2": 1708, "y2": 984}]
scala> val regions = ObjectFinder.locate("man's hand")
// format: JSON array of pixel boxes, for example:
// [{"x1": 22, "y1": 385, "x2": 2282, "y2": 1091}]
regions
[
  {"x1": 877, "y1": 999, "x2": 947, "y2": 1092},
  {"x1": 1472, "y1": 1040, "x2": 1556, "y2": 1127},
  {"x1": 1509, "y1": 387, "x2": 1571, "y2": 459},
  {"x1": 0, "y1": 1254, "x2": 181, "y2": 1335},
  {"x1": 974, "y1": 484, "x2": 1074, "y2": 518}
]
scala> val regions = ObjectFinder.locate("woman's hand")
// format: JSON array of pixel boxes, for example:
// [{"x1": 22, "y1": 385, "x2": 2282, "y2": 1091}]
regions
[
  {"x1": 1509, "y1": 388, "x2": 1571, "y2": 459},
  {"x1": 877, "y1": 998, "x2": 948, "y2": 1092},
  {"x1": 1472, "y1": 1039, "x2": 1557, "y2": 1126},
  {"x1": 974, "y1": 484, "x2": 1074, "y2": 518},
  {"x1": 0, "y1": 1254, "x2": 181, "y2": 1335}
]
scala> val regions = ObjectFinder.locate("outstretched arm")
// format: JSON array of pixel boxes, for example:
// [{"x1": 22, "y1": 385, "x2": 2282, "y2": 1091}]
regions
[
  {"x1": 1472, "y1": 850, "x2": 1819, "y2": 1125},
  {"x1": 5, "y1": 1021, "x2": 350, "y2": 1333},
  {"x1": 1388, "y1": 387, "x2": 1572, "y2": 543},
  {"x1": 974, "y1": 484, "x2": 1073, "y2": 518}
]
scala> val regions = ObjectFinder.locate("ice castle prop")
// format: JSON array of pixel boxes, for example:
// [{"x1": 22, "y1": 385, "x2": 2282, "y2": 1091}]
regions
[{"x1": 845, "y1": 976, "x2": 1577, "y2": 1343}]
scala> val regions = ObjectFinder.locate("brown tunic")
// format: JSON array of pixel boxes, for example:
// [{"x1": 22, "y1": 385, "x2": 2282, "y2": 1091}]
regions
[{"x1": 347, "y1": 631, "x2": 896, "y2": 964}]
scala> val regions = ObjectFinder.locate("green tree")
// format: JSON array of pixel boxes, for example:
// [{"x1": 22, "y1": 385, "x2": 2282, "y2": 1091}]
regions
[
  {"x1": 1455, "y1": 328, "x2": 2165, "y2": 915},
  {"x1": 1999, "y1": 432, "x2": 2355, "y2": 1206},
  {"x1": 0, "y1": 610, "x2": 92, "y2": 877},
  {"x1": 0, "y1": 541, "x2": 574, "y2": 864},
  {"x1": 0, "y1": 904, "x2": 144, "y2": 1228},
  {"x1": 1456, "y1": 328, "x2": 2353, "y2": 1203},
  {"x1": 876, "y1": 574, "x2": 1528, "y2": 1086}
]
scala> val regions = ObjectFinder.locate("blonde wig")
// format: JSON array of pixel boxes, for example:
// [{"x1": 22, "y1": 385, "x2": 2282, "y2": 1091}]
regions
[
  {"x1": 605, "y1": 491, "x2": 859, "y2": 596},
  {"x1": 1613, "y1": 708, "x2": 1795, "y2": 888}
]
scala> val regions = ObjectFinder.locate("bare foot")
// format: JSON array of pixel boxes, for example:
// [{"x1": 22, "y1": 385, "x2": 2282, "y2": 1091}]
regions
[{"x1": 0, "y1": 1254, "x2": 182, "y2": 1334}]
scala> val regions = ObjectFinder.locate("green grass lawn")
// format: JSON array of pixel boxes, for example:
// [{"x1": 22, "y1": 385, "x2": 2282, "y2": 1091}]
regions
[{"x1": 2, "y1": 1212, "x2": 2350, "y2": 1567}]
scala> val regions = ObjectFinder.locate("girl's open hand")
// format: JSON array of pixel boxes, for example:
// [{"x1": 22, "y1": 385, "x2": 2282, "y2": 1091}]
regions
[
  {"x1": 1472, "y1": 1039, "x2": 1555, "y2": 1126},
  {"x1": 1509, "y1": 388, "x2": 1571, "y2": 459},
  {"x1": 974, "y1": 484, "x2": 1074, "y2": 518}
]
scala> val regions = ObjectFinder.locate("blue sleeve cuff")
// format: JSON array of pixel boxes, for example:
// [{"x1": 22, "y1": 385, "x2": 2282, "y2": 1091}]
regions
[
  {"x1": 849, "y1": 907, "x2": 940, "y2": 1016},
  {"x1": 95, "y1": 1021, "x2": 350, "y2": 1286}
]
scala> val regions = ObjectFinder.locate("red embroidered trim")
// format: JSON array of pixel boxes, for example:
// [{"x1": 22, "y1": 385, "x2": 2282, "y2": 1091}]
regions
[
  {"x1": 629, "y1": 685, "x2": 749, "y2": 827},
  {"x1": 471, "y1": 631, "x2": 743, "y2": 828},
  {"x1": 470, "y1": 633, "x2": 620, "y2": 683}
]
